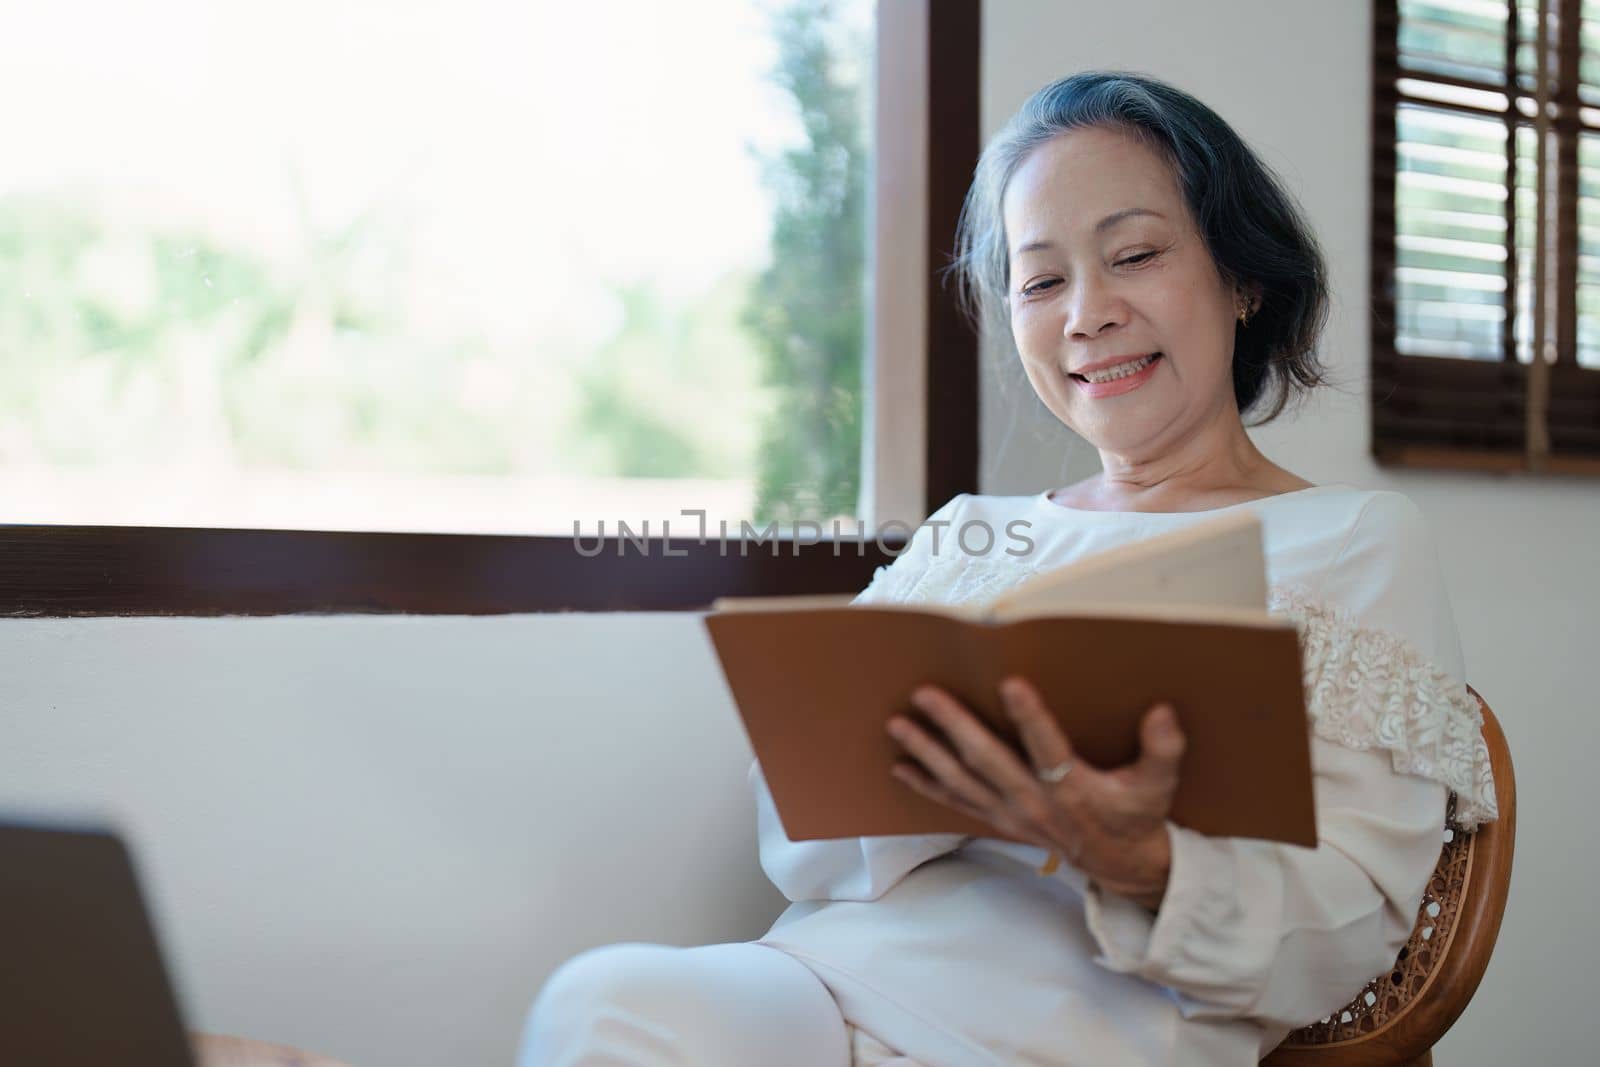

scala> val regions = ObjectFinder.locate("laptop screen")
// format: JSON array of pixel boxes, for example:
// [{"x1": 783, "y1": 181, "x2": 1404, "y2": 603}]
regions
[{"x1": 0, "y1": 821, "x2": 197, "y2": 1066}]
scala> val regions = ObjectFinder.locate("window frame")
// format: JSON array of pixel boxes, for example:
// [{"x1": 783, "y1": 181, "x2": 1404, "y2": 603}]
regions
[
  {"x1": 1371, "y1": 0, "x2": 1600, "y2": 475},
  {"x1": 0, "y1": 0, "x2": 982, "y2": 617}
]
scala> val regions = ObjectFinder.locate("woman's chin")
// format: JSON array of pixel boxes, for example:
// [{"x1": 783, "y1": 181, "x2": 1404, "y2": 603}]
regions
[
  {"x1": 1034, "y1": 384, "x2": 1173, "y2": 449},
  {"x1": 1069, "y1": 409, "x2": 1174, "y2": 455}
]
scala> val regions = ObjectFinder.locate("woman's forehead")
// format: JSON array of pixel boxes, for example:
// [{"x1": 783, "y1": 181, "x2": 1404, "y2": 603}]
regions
[{"x1": 1002, "y1": 128, "x2": 1182, "y2": 243}]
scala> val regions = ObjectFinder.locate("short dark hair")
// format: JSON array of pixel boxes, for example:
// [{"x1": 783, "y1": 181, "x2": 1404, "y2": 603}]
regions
[{"x1": 950, "y1": 70, "x2": 1330, "y2": 424}]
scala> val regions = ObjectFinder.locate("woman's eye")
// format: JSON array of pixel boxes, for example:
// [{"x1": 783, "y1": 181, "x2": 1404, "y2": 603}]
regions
[
  {"x1": 1116, "y1": 251, "x2": 1157, "y2": 267},
  {"x1": 1020, "y1": 278, "x2": 1060, "y2": 297}
]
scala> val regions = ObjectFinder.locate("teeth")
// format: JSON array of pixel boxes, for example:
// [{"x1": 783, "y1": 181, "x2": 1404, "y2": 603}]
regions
[{"x1": 1081, "y1": 354, "x2": 1157, "y2": 384}]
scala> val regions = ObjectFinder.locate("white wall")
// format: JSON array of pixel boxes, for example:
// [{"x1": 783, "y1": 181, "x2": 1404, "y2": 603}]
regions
[
  {"x1": 0, "y1": 3, "x2": 1589, "y2": 1065},
  {"x1": 979, "y1": 1, "x2": 1593, "y2": 1062},
  {"x1": 0, "y1": 615, "x2": 785, "y2": 1067}
]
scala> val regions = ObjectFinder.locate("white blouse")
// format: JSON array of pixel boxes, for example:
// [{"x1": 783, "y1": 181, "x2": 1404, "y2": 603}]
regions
[{"x1": 750, "y1": 485, "x2": 1497, "y2": 1067}]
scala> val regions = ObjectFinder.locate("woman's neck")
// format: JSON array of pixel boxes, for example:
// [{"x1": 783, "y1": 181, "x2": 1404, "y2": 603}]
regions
[{"x1": 1069, "y1": 417, "x2": 1310, "y2": 512}]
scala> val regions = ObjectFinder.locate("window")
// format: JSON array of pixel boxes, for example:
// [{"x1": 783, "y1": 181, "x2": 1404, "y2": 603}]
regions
[
  {"x1": 1373, "y1": 0, "x2": 1600, "y2": 472},
  {"x1": 0, "y1": 0, "x2": 981, "y2": 614},
  {"x1": 3, "y1": 0, "x2": 878, "y2": 535}
]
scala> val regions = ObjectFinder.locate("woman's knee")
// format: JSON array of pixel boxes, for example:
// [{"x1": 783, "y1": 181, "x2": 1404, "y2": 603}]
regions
[
  {"x1": 520, "y1": 941, "x2": 851, "y2": 1067},
  {"x1": 519, "y1": 944, "x2": 688, "y2": 1066},
  {"x1": 531, "y1": 942, "x2": 687, "y2": 1016}
]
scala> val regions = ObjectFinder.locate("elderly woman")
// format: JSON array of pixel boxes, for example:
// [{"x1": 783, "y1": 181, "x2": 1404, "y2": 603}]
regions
[{"x1": 517, "y1": 71, "x2": 1498, "y2": 1067}]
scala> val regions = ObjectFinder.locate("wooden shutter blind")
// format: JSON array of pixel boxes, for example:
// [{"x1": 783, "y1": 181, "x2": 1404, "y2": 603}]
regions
[{"x1": 1373, "y1": 0, "x2": 1600, "y2": 473}]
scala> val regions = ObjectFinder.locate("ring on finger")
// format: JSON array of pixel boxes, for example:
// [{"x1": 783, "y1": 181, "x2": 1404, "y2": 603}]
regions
[{"x1": 1036, "y1": 757, "x2": 1075, "y2": 784}]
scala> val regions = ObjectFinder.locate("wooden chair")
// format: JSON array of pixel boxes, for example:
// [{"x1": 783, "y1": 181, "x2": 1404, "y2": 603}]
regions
[{"x1": 1262, "y1": 688, "x2": 1516, "y2": 1067}]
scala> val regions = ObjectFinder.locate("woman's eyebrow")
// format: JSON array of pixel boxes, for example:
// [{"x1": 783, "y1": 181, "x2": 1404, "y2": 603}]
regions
[
  {"x1": 1013, "y1": 208, "x2": 1167, "y2": 257},
  {"x1": 1095, "y1": 207, "x2": 1164, "y2": 233}
]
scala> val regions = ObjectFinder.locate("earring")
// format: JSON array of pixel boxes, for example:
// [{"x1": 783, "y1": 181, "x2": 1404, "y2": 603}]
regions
[{"x1": 1236, "y1": 295, "x2": 1253, "y2": 326}]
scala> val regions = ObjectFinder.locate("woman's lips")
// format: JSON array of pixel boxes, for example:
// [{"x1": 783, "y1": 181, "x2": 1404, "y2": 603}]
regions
[{"x1": 1070, "y1": 352, "x2": 1163, "y2": 398}]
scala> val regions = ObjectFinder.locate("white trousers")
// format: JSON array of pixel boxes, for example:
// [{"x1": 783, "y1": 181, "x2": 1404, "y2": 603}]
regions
[{"x1": 516, "y1": 941, "x2": 926, "y2": 1067}]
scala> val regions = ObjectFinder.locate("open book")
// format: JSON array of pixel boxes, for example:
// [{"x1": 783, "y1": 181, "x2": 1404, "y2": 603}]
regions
[{"x1": 704, "y1": 510, "x2": 1317, "y2": 848}]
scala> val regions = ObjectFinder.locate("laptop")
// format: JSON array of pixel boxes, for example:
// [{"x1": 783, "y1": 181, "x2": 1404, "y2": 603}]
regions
[{"x1": 0, "y1": 819, "x2": 198, "y2": 1066}]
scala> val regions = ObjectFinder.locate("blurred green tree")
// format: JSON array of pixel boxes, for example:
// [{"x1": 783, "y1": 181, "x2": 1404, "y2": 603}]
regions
[{"x1": 743, "y1": 0, "x2": 868, "y2": 524}]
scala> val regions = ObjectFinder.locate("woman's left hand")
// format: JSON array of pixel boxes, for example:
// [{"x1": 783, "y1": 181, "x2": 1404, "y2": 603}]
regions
[{"x1": 886, "y1": 675, "x2": 1186, "y2": 912}]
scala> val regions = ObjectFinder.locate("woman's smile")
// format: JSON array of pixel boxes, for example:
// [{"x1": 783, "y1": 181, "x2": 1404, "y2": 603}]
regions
[{"x1": 1069, "y1": 352, "x2": 1164, "y2": 398}]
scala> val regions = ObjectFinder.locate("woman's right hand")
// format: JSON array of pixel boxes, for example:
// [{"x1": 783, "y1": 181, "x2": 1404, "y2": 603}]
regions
[{"x1": 887, "y1": 676, "x2": 1186, "y2": 911}]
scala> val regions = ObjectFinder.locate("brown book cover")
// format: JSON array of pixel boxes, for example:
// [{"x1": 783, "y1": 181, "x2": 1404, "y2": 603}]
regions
[
  {"x1": 704, "y1": 512, "x2": 1317, "y2": 848},
  {"x1": 705, "y1": 608, "x2": 1317, "y2": 847}
]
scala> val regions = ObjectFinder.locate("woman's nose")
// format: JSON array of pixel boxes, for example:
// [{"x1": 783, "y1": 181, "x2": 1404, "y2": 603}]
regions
[{"x1": 1063, "y1": 276, "x2": 1127, "y2": 340}]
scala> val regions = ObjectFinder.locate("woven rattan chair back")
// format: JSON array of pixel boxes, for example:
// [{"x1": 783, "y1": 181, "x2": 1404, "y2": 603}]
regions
[{"x1": 1262, "y1": 689, "x2": 1515, "y2": 1067}]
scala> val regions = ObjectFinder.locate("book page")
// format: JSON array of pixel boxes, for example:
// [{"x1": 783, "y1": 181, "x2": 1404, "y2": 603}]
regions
[
  {"x1": 993, "y1": 601, "x2": 1293, "y2": 629},
  {"x1": 710, "y1": 593, "x2": 988, "y2": 623},
  {"x1": 987, "y1": 510, "x2": 1269, "y2": 623},
  {"x1": 710, "y1": 593, "x2": 860, "y2": 613}
]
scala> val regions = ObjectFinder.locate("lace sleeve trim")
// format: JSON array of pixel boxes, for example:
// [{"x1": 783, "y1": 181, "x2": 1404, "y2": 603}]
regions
[{"x1": 1270, "y1": 584, "x2": 1499, "y2": 830}]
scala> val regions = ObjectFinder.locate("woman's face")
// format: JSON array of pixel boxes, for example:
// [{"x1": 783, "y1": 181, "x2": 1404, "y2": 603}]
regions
[{"x1": 1002, "y1": 125, "x2": 1242, "y2": 458}]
